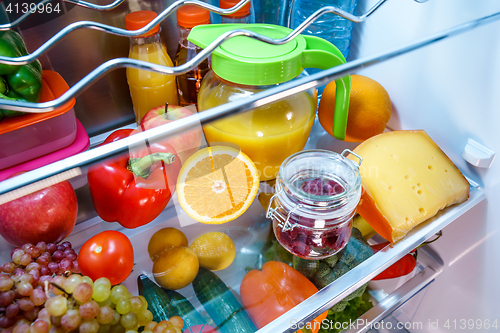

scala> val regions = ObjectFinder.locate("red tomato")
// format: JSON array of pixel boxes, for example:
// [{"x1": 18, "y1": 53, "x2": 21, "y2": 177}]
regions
[{"x1": 78, "y1": 230, "x2": 134, "y2": 285}]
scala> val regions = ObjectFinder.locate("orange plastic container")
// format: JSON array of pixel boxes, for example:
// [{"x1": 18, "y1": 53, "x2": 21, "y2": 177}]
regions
[{"x1": 0, "y1": 70, "x2": 77, "y2": 170}]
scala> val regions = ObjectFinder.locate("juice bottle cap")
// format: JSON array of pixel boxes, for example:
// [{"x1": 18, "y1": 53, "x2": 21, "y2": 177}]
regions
[
  {"x1": 219, "y1": 0, "x2": 251, "y2": 18},
  {"x1": 125, "y1": 10, "x2": 160, "y2": 35},
  {"x1": 177, "y1": 5, "x2": 211, "y2": 28}
]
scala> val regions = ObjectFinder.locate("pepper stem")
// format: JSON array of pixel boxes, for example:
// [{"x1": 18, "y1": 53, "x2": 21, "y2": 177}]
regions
[{"x1": 128, "y1": 153, "x2": 175, "y2": 179}]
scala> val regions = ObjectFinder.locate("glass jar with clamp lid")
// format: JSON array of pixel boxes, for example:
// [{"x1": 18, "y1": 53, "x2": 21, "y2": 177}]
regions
[{"x1": 266, "y1": 149, "x2": 362, "y2": 260}]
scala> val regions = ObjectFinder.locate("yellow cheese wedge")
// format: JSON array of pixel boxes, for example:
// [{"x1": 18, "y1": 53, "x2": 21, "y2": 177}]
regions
[{"x1": 348, "y1": 130, "x2": 470, "y2": 243}]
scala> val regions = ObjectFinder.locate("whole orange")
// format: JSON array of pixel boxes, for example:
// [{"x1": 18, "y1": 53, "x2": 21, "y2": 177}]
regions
[
  {"x1": 148, "y1": 227, "x2": 188, "y2": 261},
  {"x1": 318, "y1": 74, "x2": 392, "y2": 142},
  {"x1": 189, "y1": 231, "x2": 236, "y2": 271},
  {"x1": 153, "y1": 246, "x2": 199, "y2": 290}
]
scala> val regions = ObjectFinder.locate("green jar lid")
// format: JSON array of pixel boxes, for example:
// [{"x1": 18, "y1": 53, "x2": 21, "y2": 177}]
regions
[{"x1": 189, "y1": 24, "x2": 308, "y2": 86}]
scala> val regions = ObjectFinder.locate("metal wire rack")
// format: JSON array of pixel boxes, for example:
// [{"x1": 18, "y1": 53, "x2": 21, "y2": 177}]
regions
[
  {"x1": 0, "y1": 0, "x2": 125, "y2": 30},
  {"x1": 0, "y1": 0, "x2": 392, "y2": 113},
  {"x1": 0, "y1": 0, "x2": 390, "y2": 63}
]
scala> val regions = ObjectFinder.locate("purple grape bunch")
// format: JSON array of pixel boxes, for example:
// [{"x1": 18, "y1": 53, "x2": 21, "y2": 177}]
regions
[{"x1": 0, "y1": 241, "x2": 80, "y2": 329}]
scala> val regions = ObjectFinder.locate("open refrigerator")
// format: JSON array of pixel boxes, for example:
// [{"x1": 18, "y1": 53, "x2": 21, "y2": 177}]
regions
[{"x1": 0, "y1": 0, "x2": 499, "y2": 332}]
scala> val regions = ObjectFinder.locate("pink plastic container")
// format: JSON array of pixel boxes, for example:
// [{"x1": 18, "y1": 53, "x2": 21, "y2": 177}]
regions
[
  {"x1": 0, "y1": 70, "x2": 77, "y2": 170},
  {"x1": 0, "y1": 119, "x2": 89, "y2": 182}
]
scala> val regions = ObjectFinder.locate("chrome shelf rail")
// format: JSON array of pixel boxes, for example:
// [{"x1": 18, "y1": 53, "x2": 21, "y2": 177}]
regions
[
  {"x1": 1, "y1": 10, "x2": 500, "y2": 200},
  {"x1": 0, "y1": 0, "x2": 125, "y2": 31},
  {"x1": 0, "y1": 0, "x2": 391, "y2": 65}
]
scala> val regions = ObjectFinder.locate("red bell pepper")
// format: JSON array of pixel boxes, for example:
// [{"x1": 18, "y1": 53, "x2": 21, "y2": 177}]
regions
[
  {"x1": 370, "y1": 242, "x2": 417, "y2": 280},
  {"x1": 240, "y1": 261, "x2": 328, "y2": 333},
  {"x1": 87, "y1": 129, "x2": 181, "y2": 229}
]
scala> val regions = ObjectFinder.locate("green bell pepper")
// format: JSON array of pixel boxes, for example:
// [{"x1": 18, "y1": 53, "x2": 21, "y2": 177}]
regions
[{"x1": 0, "y1": 30, "x2": 43, "y2": 121}]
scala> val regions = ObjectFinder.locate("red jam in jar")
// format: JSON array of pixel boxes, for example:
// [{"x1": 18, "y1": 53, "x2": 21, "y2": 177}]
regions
[{"x1": 267, "y1": 149, "x2": 362, "y2": 260}]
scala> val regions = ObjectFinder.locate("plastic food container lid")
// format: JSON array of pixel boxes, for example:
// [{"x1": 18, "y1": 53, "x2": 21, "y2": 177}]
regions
[
  {"x1": 125, "y1": 10, "x2": 160, "y2": 35},
  {"x1": 0, "y1": 70, "x2": 76, "y2": 136},
  {"x1": 219, "y1": 0, "x2": 251, "y2": 17},
  {"x1": 177, "y1": 5, "x2": 211, "y2": 28},
  {"x1": 0, "y1": 119, "x2": 89, "y2": 182}
]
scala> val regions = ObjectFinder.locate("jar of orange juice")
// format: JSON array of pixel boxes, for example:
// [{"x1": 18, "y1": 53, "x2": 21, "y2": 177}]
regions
[
  {"x1": 125, "y1": 10, "x2": 178, "y2": 124},
  {"x1": 189, "y1": 24, "x2": 352, "y2": 181}
]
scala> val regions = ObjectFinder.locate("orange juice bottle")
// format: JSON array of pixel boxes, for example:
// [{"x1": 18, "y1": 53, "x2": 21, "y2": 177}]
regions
[
  {"x1": 219, "y1": 0, "x2": 254, "y2": 23},
  {"x1": 175, "y1": 5, "x2": 211, "y2": 107},
  {"x1": 125, "y1": 10, "x2": 178, "y2": 124}
]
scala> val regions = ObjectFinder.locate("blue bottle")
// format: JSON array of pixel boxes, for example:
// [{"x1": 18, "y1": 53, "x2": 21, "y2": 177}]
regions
[
  {"x1": 287, "y1": 0, "x2": 357, "y2": 96},
  {"x1": 254, "y1": 0, "x2": 288, "y2": 25},
  {"x1": 288, "y1": 0, "x2": 357, "y2": 60}
]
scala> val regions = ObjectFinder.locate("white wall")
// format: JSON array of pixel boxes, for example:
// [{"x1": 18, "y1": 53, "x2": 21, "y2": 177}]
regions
[{"x1": 351, "y1": 0, "x2": 500, "y2": 330}]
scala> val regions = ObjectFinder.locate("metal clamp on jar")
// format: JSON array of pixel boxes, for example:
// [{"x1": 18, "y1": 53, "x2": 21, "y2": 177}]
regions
[{"x1": 267, "y1": 149, "x2": 362, "y2": 260}]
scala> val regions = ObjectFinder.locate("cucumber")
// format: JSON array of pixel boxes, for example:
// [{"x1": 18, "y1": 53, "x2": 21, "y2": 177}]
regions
[
  {"x1": 163, "y1": 288, "x2": 208, "y2": 330},
  {"x1": 192, "y1": 268, "x2": 257, "y2": 333},
  {"x1": 137, "y1": 274, "x2": 206, "y2": 330},
  {"x1": 137, "y1": 274, "x2": 172, "y2": 323}
]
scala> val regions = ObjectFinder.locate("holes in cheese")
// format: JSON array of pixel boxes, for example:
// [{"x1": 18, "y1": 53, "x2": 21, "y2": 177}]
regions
[{"x1": 348, "y1": 130, "x2": 470, "y2": 243}]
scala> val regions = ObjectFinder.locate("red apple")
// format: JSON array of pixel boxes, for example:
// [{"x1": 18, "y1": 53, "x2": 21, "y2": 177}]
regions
[
  {"x1": 140, "y1": 104, "x2": 203, "y2": 164},
  {"x1": 0, "y1": 179, "x2": 78, "y2": 246}
]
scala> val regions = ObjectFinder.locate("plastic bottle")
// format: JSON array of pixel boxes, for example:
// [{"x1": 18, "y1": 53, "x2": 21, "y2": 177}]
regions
[
  {"x1": 289, "y1": 0, "x2": 357, "y2": 60},
  {"x1": 219, "y1": 0, "x2": 254, "y2": 24},
  {"x1": 256, "y1": 0, "x2": 287, "y2": 25},
  {"x1": 289, "y1": 0, "x2": 357, "y2": 96},
  {"x1": 175, "y1": 5, "x2": 211, "y2": 107},
  {"x1": 125, "y1": 10, "x2": 178, "y2": 124}
]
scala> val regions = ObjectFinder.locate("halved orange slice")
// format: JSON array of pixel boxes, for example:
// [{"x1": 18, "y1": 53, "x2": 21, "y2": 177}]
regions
[{"x1": 176, "y1": 146, "x2": 260, "y2": 224}]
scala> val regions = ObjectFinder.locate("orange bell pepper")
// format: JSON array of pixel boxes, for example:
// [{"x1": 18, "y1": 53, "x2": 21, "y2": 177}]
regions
[{"x1": 240, "y1": 261, "x2": 328, "y2": 333}]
